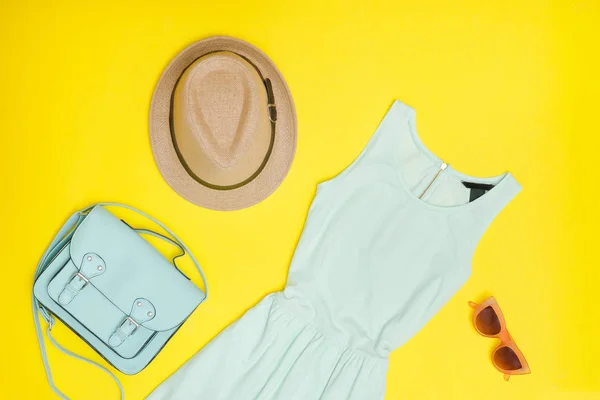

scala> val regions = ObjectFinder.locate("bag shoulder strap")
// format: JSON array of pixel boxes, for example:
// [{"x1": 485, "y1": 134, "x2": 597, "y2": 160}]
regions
[
  {"x1": 33, "y1": 203, "x2": 208, "y2": 399},
  {"x1": 32, "y1": 300, "x2": 125, "y2": 400}
]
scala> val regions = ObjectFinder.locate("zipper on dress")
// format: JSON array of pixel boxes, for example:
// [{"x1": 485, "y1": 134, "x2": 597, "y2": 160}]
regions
[{"x1": 419, "y1": 162, "x2": 448, "y2": 199}]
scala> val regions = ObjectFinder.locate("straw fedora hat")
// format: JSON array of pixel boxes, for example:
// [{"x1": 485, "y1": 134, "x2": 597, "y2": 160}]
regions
[{"x1": 150, "y1": 36, "x2": 297, "y2": 211}]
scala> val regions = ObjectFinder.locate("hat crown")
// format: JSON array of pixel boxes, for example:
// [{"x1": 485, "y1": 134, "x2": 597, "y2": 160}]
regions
[
  {"x1": 172, "y1": 52, "x2": 270, "y2": 186},
  {"x1": 189, "y1": 68, "x2": 247, "y2": 166}
]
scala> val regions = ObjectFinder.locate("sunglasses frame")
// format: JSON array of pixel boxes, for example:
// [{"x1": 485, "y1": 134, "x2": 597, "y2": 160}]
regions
[{"x1": 469, "y1": 296, "x2": 530, "y2": 381}]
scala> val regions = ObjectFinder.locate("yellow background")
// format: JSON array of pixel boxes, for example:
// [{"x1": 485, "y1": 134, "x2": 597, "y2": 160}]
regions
[{"x1": 1, "y1": 0, "x2": 598, "y2": 399}]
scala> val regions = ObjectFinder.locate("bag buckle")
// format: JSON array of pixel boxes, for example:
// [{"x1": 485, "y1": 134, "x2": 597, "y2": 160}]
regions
[
  {"x1": 72, "y1": 272, "x2": 89, "y2": 288},
  {"x1": 125, "y1": 316, "x2": 139, "y2": 333},
  {"x1": 58, "y1": 253, "x2": 106, "y2": 306},
  {"x1": 58, "y1": 272, "x2": 91, "y2": 305},
  {"x1": 109, "y1": 298, "x2": 155, "y2": 347}
]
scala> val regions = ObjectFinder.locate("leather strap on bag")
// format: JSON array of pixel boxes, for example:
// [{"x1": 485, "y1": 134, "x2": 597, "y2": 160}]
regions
[{"x1": 32, "y1": 203, "x2": 209, "y2": 399}]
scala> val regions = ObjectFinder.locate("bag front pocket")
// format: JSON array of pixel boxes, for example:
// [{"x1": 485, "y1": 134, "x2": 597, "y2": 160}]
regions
[{"x1": 47, "y1": 259, "x2": 156, "y2": 359}]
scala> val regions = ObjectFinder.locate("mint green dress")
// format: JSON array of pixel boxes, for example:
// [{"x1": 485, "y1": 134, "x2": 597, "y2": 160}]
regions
[{"x1": 147, "y1": 100, "x2": 521, "y2": 399}]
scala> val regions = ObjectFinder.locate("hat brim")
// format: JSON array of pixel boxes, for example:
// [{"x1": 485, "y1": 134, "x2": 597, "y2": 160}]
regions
[{"x1": 150, "y1": 36, "x2": 297, "y2": 211}]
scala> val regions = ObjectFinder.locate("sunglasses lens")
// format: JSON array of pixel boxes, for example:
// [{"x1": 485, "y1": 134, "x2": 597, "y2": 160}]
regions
[
  {"x1": 494, "y1": 346, "x2": 522, "y2": 371},
  {"x1": 475, "y1": 306, "x2": 501, "y2": 335}
]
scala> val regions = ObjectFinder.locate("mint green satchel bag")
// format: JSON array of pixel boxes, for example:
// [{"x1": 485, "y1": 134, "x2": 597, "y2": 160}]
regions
[{"x1": 32, "y1": 203, "x2": 208, "y2": 399}]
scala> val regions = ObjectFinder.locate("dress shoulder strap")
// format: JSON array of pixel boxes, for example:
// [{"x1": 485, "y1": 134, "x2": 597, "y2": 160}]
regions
[
  {"x1": 319, "y1": 100, "x2": 412, "y2": 186},
  {"x1": 462, "y1": 173, "x2": 522, "y2": 251}
]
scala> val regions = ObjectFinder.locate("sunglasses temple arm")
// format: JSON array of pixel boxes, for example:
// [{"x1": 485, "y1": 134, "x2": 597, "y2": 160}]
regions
[{"x1": 468, "y1": 301, "x2": 478, "y2": 309}]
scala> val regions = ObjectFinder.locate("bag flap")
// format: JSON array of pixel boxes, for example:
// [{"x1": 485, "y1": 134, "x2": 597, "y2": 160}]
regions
[{"x1": 69, "y1": 205, "x2": 205, "y2": 331}]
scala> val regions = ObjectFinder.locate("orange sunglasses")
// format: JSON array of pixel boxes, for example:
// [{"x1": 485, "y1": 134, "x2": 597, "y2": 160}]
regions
[{"x1": 469, "y1": 297, "x2": 530, "y2": 381}]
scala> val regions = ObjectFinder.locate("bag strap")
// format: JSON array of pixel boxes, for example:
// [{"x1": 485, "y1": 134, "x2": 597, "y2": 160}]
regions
[
  {"x1": 133, "y1": 229, "x2": 189, "y2": 274},
  {"x1": 33, "y1": 203, "x2": 208, "y2": 399},
  {"x1": 32, "y1": 303, "x2": 126, "y2": 400}
]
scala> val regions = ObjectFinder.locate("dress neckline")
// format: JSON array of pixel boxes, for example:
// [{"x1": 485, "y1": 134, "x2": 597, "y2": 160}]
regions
[{"x1": 392, "y1": 101, "x2": 515, "y2": 213}]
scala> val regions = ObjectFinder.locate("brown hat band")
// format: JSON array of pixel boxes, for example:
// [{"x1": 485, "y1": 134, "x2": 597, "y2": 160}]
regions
[{"x1": 169, "y1": 51, "x2": 277, "y2": 191}]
